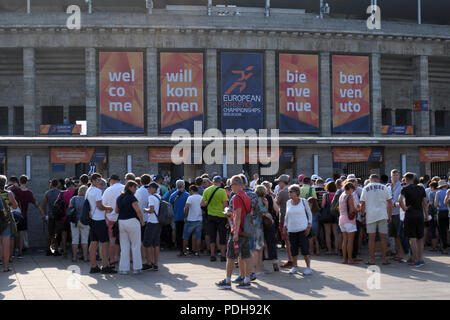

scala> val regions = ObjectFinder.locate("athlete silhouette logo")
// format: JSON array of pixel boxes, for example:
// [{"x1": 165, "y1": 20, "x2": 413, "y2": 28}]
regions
[{"x1": 225, "y1": 66, "x2": 255, "y2": 94}]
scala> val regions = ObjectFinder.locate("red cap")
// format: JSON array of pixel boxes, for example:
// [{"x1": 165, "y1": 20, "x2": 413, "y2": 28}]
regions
[{"x1": 298, "y1": 174, "x2": 305, "y2": 182}]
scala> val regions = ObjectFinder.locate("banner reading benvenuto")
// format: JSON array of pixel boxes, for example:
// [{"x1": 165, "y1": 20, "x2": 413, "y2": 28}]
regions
[
  {"x1": 221, "y1": 52, "x2": 263, "y2": 131},
  {"x1": 99, "y1": 52, "x2": 144, "y2": 133},
  {"x1": 160, "y1": 52, "x2": 204, "y2": 133},
  {"x1": 279, "y1": 53, "x2": 319, "y2": 132},
  {"x1": 332, "y1": 55, "x2": 370, "y2": 133}
]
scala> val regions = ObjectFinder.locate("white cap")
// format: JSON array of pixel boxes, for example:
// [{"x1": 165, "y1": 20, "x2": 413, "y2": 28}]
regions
[
  {"x1": 347, "y1": 174, "x2": 356, "y2": 180},
  {"x1": 311, "y1": 174, "x2": 320, "y2": 180}
]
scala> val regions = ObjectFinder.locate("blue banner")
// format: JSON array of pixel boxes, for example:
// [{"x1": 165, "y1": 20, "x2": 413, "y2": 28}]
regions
[
  {"x1": 221, "y1": 52, "x2": 263, "y2": 131},
  {"x1": 368, "y1": 147, "x2": 384, "y2": 163}
]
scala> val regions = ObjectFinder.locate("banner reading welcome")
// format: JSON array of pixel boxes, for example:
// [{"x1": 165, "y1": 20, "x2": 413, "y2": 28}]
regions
[
  {"x1": 99, "y1": 52, "x2": 144, "y2": 133},
  {"x1": 332, "y1": 55, "x2": 370, "y2": 133},
  {"x1": 419, "y1": 147, "x2": 450, "y2": 162},
  {"x1": 160, "y1": 52, "x2": 204, "y2": 133},
  {"x1": 279, "y1": 54, "x2": 319, "y2": 132},
  {"x1": 221, "y1": 52, "x2": 263, "y2": 131}
]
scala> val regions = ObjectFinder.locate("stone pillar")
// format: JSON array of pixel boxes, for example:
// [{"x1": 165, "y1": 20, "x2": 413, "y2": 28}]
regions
[
  {"x1": 391, "y1": 109, "x2": 396, "y2": 126},
  {"x1": 413, "y1": 56, "x2": 430, "y2": 136},
  {"x1": 85, "y1": 48, "x2": 97, "y2": 136},
  {"x1": 23, "y1": 48, "x2": 36, "y2": 136},
  {"x1": 147, "y1": 48, "x2": 158, "y2": 136},
  {"x1": 63, "y1": 105, "x2": 69, "y2": 124},
  {"x1": 8, "y1": 106, "x2": 14, "y2": 135},
  {"x1": 430, "y1": 110, "x2": 435, "y2": 135},
  {"x1": 320, "y1": 52, "x2": 331, "y2": 136},
  {"x1": 265, "y1": 50, "x2": 276, "y2": 129},
  {"x1": 206, "y1": 49, "x2": 218, "y2": 130},
  {"x1": 371, "y1": 53, "x2": 382, "y2": 136}
]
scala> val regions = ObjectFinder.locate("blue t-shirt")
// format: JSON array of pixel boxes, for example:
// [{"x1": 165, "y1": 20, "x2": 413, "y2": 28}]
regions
[
  {"x1": 169, "y1": 190, "x2": 189, "y2": 221},
  {"x1": 116, "y1": 193, "x2": 139, "y2": 220},
  {"x1": 436, "y1": 189, "x2": 448, "y2": 211}
]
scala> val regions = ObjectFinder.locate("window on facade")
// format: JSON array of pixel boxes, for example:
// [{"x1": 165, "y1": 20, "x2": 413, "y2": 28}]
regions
[
  {"x1": 382, "y1": 108, "x2": 392, "y2": 126},
  {"x1": 69, "y1": 106, "x2": 86, "y2": 124},
  {"x1": 435, "y1": 110, "x2": 450, "y2": 135},
  {"x1": 42, "y1": 106, "x2": 63, "y2": 125},
  {"x1": 0, "y1": 107, "x2": 8, "y2": 135},
  {"x1": 395, "y1": 109, "x2": 411, "y2": 126},
  {"x1": 13, "y1": 106, "x2": 24, "y2": 135}
]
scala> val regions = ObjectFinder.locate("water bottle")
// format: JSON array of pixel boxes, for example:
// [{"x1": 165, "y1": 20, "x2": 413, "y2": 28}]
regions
[{"x1": 233, "y1": 241, "x2": 239, "y2": 256}]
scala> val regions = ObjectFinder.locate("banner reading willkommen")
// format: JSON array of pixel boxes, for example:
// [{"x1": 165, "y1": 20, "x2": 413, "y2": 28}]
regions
[
  {"x1": 221, "y1": 52, "x2": 263, "y2": 131},
  {"x1": 160, "y1": 52, "x2": 204, "y2": 133},
  {"x1": 332, "y1": 55, "x2": 370, "y2": 133},
  {"x1": 99, "y1": 52, "x2": 144, "y2": 133},
  {"x1": 279, "y1": 53, "x2": 319, "y2": 132}
]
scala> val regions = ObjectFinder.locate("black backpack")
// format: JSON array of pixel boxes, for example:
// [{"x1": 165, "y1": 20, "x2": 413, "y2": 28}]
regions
[
  {"x1": 52, "y1": 192, "x2": 66, "y2": 220},
  {"x1": 80, "y1": 199, "x2": 92, "y2": 226}
]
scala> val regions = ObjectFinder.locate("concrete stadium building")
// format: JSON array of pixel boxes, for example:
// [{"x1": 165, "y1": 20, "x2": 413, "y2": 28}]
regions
[{"x1": 0, "y1": 1, "x2": 449, "y2": 245}]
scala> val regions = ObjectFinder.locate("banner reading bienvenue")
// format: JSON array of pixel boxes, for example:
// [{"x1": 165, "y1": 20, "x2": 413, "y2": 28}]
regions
[
  {"x1": 332, "y1": 55, "x2": 370, "y2": 133},
  {"x1": 279, "y1": 53, "x2": 319, "y2": 132},
  {"x1": 160, "y1": 52, "x2": 204, "y2": 133},
  {"x1": 221, "y1": 52, "x2": 263, "y2": 131},
  {"x1": 99, "y1": 52, "x2": 144, "y2": 133}
]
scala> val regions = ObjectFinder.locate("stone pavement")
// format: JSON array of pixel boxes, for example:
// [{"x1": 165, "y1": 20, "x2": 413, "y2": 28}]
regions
[{"x1": 1, "y1": 247, "x2": 449, "y2": 300}]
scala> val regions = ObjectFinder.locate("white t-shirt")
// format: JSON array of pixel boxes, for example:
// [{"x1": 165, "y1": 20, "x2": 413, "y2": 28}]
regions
[
  {"x1": 135, "y1": 186, "x2": 150, "y2": 222},
  {"x1": 284, "y1": 198, "x2": 313, "y2": 233},
  {"x1": 102, "y1": 183, "x2": 124, "y2": 222},
  {"x1": 250, "y1": 179, "x2": 258, "y2": 190},
  {"x1": 274, "y1": 184, "x2": 280, "y2": 195},
  {"x1": 360, "y1": 182, "x2": 392, "y2": 224},
  {"x1": 186, "y1": 194, "x2": 203, "y2": 222},
  {"x1": 86, "y1": 186, "x2": 105, "y2": 221},
  {"x1": 147, "y1": 193, "x2": 161, "y2": 224}
]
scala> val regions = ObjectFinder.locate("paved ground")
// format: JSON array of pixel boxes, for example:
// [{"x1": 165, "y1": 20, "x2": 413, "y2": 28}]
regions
[{"x1": 1, "y1": 247, "x2": 449, "y2": 300}]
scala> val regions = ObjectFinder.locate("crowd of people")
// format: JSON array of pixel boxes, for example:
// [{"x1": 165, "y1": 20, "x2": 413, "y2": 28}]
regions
[{"x1": 0, "y1": 170, "x2": 449, "y2": 290}]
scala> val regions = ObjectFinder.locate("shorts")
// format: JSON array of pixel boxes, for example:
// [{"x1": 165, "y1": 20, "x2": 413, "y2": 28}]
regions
[
  {"x1": 105, "y1": 217, "x2": 116, "y2": 239},
  {"x1": 48, "y1": 218, "x2": 68, "y2": 237},
  {"x1": 70, "y1": 222, "x2": 90, "y2": 245},
  {"x1": 339, "y1": 223, "x2": 357, "y2": 233},
  {"x1": 388, "y1": 215, "x2": 401, "y2": 238},
  {"x1": 226, "y1": 235, "x2": 251, "y2": 260},
  {"x1": 1, "y1": 224, "x2": 11, "y2": 237},
  {"x1": 279, "y1": 222, "x2": 288, "y2": 241},
  {"x1": 89, "y1": 220, "x2": 110, "y2": 243},
  {"x1": 366, "y1": 219, "x2": 388, "y2": 235},
  {"x1": 289, "y1": 231, "x2": 310, "y2": 257},
  {"x1": 183, "y1": 221, "x2": 203, "y2": 240},
  {"x1": 207, "y1": 215, "x2": 228, "y2": 245},
  {"x1": 141, "y1": 225, "x2": 146, "y2": 242},
  {"x1": 143, "y1": 223, "x2": 161, "y2": 248},
  {"x1": 17, "y1": 216, "x2": 27, "y2": 231},
  {"x1": 404, "y1": 216, "x2": 425, "y2": 239}
]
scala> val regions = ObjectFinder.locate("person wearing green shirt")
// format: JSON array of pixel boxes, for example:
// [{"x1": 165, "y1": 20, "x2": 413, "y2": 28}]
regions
[
  {"x1": 201, "y1": 176, "x2": 229, "y2": 262},
  {"x1": 300, "y1": 177, "x2": 317, "y2": 199},
  {"x1": 155, "y1": 174, "x2": 168, "y2": 196}
]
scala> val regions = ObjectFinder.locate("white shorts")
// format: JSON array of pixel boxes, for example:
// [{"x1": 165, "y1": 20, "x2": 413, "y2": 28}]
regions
[
  {"x1": 70, "y1": 222, "x2": 90, "y2": 245},
  {"x1": 339, "y1": 223, "x2": 357, "y2": 233}
]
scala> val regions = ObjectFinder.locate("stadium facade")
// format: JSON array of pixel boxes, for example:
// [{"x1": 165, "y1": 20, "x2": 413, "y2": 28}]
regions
[{"x1": 0, "y1": 1, "x2": 449, "y2": 245}]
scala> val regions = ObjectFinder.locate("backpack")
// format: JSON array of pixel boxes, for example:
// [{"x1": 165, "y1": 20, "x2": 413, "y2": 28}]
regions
[
  {"x1": 318, "y1": 193, "x2": 333, "y2": 223},
  {"x1": 80, "y1": 199, "x2": 92, "y2": 226},
  {"x1": 330, "y1": 190, "x2": 342, "y2": 219},
  {"x1": 236, "y1": 194, "x2": 254, "y2": 238},
  {"x1": 52, "y1": 191, "x2": 66, "y2": 220},
  {"x1": 152, "y1": 195, "x2": 174, "y2": 226},
  {"x1": 65, "y1": 198, "x2": 78, "y2": 224}
]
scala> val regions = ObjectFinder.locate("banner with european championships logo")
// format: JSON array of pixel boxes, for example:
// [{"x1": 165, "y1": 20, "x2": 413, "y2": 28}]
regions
[
  {"x1": 221, "y1": 52, "x2": 263, "y2": 131},
  {"x1": 160, "y1": 52, "x2": 204, "y2": 133},
  {"x1": 279, "y1": 53, "x2": 319, "y2": 132},
  {"x1": 99, "y1": 52, "x2": 144, "y2": 133},
  {"x1": 332, "y1": 55, "x2": 370, "y2": 133}
]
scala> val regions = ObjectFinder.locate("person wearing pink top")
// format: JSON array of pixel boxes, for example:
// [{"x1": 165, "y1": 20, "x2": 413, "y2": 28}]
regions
[{"x1": 339, "y1": 182, "x2": 358, "y2": 265}]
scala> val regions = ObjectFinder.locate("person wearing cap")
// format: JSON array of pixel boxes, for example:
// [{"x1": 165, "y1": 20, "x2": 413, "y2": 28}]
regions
[
  {"x1": 102, "y1": 174, "x2": 125, "y2": 267},
  {"x1": 297, "y1": 174, "x2": 305, "y2": 186},
  {"x1": 275, "y1": 174, "x2": 294, "y2": 268},
  {"x1": 434, "y1": 179, "x2": 449, "y2": 254},
  {"x1": 201, "y1": 175, "x2": 229, "y2": 262},
  {"x1": 300, "y1": 177, "x2": 317, "y2": 200},
  {"x1": 169, "y1": 180, "x2": 190, "y2": 255}
]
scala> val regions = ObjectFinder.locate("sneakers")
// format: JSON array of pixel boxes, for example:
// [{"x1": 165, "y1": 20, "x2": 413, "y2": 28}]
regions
[
  {"x1": 220, "y1": 256, "x2": 227, "y2": 262},
  {"x1": 152, "y1": 265, "x2": 158, "y2": 271},
  {"x1": 194, "y1": 251, "x2": 200, "y2": 257},
  {"x1": 415, "y1": 261, "x2": 425, "y2": 268},
  {"x1": 303, "y1": 267, "x2": 313, "y2": 276},
  {"x1": 133, "y1": 269, "x2": 142, "y2": 274},
  {"x1": 119, "y1": 271, "x2": 129, "y2": 275},
  {"x1": 250, "y1": 272, "x2": 257, "y2": 281},
  {"x1": 236, "y1": 281, "x2": 252, "y2": 289},
  {"x1": 216, "y1": 279, "x2": 231, "y2": 290},
  {"x1": 142, "y1": 264, "x2": 153, "y2": 271},
  {"x1": 89, "y1": 266, "x2": 101, "y2": 274},
  {"x1": 281, "y1": 261, "x2": 293, "y2": 268},
  {"x1": 101, "y1": 266, "x2": 117, "y2": 274},
  {"x1": 210, "y1": 256, "x2": 217, "y2": 262},
  {"x1": 289, "y1": 267, "x2": 298, "y2": 274},
  {"x1": 232, "y1": 275, "x2": 244, "y2": 283}
]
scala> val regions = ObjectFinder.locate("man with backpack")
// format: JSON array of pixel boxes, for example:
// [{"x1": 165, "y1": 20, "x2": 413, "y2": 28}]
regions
[
  {"x1": 201, "y1": 176, "x2": 229, "y2": 262},
  {"x1": 0, "y1": 175, "x2": 19, "y2": 272},
  {"x1": 169, "y1": 180, "x2": 189, "y2": 256},
  {"x1": 42, "y1": 179, "x2": 61, "y2": 256},
  {"x1": 143, "y1": 182, "x2": 163, "y2": 271},
  {"x1": 216, "y1": 175, "x2": 252, "y2": 290},
  {"x1": 300, "y1": 177, "x2": 317, "y2": 199}
]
